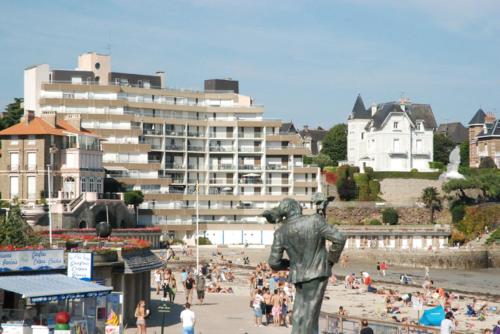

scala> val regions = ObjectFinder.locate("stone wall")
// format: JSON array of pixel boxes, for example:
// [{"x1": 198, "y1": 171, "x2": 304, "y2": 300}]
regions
[
  {"x1": 327, "y1": 206, "x2": 451, "y2": 225},
  {"x1": 343, "y1": 248, "x2": 498, "y2": 270},
  {"x1": 380, "y1": 178, "x2": 444, "y2": 206}
]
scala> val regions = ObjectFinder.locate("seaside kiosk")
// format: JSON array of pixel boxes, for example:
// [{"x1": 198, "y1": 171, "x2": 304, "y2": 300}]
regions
[{"x1": 0, "y1": 249, "x2": 113, "y2": 334}]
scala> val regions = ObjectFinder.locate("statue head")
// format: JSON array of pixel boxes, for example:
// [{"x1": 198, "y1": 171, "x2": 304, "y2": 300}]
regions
[{"x1": 278, "y1": 198, "x2": 302, "y2": 219}]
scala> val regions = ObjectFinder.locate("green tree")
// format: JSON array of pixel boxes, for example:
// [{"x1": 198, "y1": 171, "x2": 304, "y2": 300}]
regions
[
  {"x1": 0, "y1": 98, "x2": 24, "y2": 131},
  {"x1": 312, "y1": 153, "x2": 334, "y2": 169},
  {"x1": 320, "y1": 124, "x2": 347, "y2": 166},
  {"x1": 124, "y1": 190, "x2": 144, "y2": 225},
  {"x1": 479, "y1": 156, "x2": 497, "y2": 169},
  {"x1": 459, "y1": 140, "x2": 469, "y2": 167},
  {"x1": 382, "y1": 208, "x2": 399, "y2": 225},
  {"x1": 336, "y1": 165, "x2": 357, "y2": 201},
  {"x1": 0, "y1": 205, "x2": 38, "y2": 247},
  {"x1": 433, "y1": 133, "x2": 455, "y2": 165},
  {"x1": 421, "y1": 187, "x2": 442, "y2": 224}
]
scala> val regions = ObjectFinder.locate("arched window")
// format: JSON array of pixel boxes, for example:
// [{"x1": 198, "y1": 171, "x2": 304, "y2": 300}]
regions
[{"x1": 96, "y1": 177, "x2": 102, "y2": 194}]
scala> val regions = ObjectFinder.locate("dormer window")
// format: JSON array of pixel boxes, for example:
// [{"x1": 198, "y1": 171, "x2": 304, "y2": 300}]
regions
[
  {"x1": 417, "y1": 122, "x2": 423, "y2": 131},
  {"x1": 361, "y1": 132, "x2": 364, "y2": 140},
  {"x1": 393, "y1": 122, "x2": 398, "y2": 129}
]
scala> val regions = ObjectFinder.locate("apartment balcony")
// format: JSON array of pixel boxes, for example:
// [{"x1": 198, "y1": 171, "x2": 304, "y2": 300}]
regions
[
  {"x1": 165, "y1": 144, "x2": 185, "y2": 151},
  {"x1": 266, "y1": 164, "x2": 289, "y2": 170},
  {"x1": 165, "y1": 130, "x2": 186, "y2": 137},
  {"x1": 164, "y1": 163, "x2": 185, "y2": 170},
  {"x1": 143, "y1": 129, "x2": 163, "y2": 136},
  {"x1": 187, "y1": 164, "x2": 204, "y2": 170},
  {"x1": 209, "y1": 133, "x2": 234, "y2": 139},
  {"x1": 187, "y1": 131, "x2": 205, "y2": 138},
  {"x1": 210, "y1": 165, "x2": 236, "y2": 170},
  {"x1": 238, "y1": 147, "x2": 262, "y2": 153},
  {"x1": 238, "y1": 165, "x2": 262, "y2": 170},
  {"x1": 209, "y1": 146, "x2": 234, "y2": 153},
  {"x1": 209, "y1": 178, "x2": 235, "y2": 184},
  {"x1": 238, "y1": 133, "x2": 262, "y2": 139},
  {"x1": 171, "y1": 178, "x2": 186, "y2": 184},
  {"x1": 238, "y1": 178, "x2": 263, "y2": 185},
  {"x1": 187, "y1": 179, "x2": 206, "y2": 184},
  {"x1": 187, "y1": 145, "x2": 205, "y2": 152},
  {"x1": 148, "y1": 158, "x2": 162, "y2": 164}
]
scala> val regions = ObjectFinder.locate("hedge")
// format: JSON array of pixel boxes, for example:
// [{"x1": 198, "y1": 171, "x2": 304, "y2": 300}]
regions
[
  {"x1": 368, "y1": 180, "x2": 380, "y2": 198},
  {"x1": 382, "y1": 207, "x2": 399, "y2": 225},
  {"x1": 372, "y1": 171, "x2": 441, "y2": 180},
  {"x1": 368, "y1": 219, "x2": 382, "y2": 225},
  {"x1": 429, "y1": 161, "x2": 445, "y2": 170}
]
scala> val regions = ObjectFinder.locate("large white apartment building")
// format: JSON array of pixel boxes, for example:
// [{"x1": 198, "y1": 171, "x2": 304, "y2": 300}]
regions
[
  {"x1": 347, "y1": 95, "x2": 437, "y2": 172},
  {"x1": 23, "y1": 52, "x2": 321, "y2": 244}
]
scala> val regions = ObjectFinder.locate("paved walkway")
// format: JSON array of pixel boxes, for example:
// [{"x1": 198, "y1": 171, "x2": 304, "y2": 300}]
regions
[{"x1": 125, "y1": 289, "x2": 290, "y2": 334}]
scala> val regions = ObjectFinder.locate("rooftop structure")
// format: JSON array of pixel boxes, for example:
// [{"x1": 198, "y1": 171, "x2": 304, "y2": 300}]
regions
[{"x1": 468, "y1": 108, "x2": 499, "y2": 168}]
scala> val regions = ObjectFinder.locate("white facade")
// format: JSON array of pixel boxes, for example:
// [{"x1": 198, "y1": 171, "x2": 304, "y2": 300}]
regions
[{"x1": 347, "y1": 98, "x2": 435, "y2": 172}]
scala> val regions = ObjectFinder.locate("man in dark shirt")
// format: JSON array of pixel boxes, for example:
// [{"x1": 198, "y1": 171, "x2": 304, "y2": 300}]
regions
[{"x1": 360, "y1": 319, "x2": 374, "y2": 334}]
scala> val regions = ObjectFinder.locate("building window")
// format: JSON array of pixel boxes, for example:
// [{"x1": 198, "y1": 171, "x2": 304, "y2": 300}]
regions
[
  {"x1": 393, "y1": 122, "x2": 398, "y2": 129},
  {"x1": 361, "y1": 132, "x2": 364, "y2": 140},
  {"x1": 27, "y1": 176, "x2": 36, "y2": 200},
  {"x1": 96, "y1": 177, "x2": 102, "y2": 194},
  {"x1": 417, "y1": 122, "x2": 423, "y2": 131},
  {"x1": 27, "y1": 152, "x2": 37, "y2": 171},
  {"x1": 89, "y1": 177, "x2": 95, "y2": 192},
  {"x1": 11, "y1": 136, "x2": 18, "y2": 145},
  {"x1": 95, "y1": 62, "x2": 100, "y2": 70},
  {"x1": 393, "y1": 138, "x2": 400, "y2": 152},
  {"x1": 10, "y1": 176, "x2": 19, "y2": 199},
  {"x1": 81, "y1": 177, "x2": 87, "y2": 192},
  {"x1": 27, "y1": 135, "x2": 36, "y2": 145},
  {"x1": 10, "y1": 152, "x2": 19, "y2": 171},
  {"x1": 416, "y1": 139, "x2": 422, "y2": 153}
]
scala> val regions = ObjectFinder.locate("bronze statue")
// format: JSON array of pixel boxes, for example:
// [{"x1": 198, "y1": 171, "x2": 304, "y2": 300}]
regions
[{"x1": 263, "y1": 194, "x2": 346, "y2": 334}]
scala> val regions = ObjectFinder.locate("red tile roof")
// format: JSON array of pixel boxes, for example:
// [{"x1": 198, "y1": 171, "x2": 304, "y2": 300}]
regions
[{"x1": 0, "y1": 117, "x2": 97, "y2": 137}]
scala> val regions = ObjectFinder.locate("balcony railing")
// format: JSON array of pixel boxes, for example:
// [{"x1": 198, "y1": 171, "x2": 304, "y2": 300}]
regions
[
  {"x1": 238, "y1": 147, "x2": 262, "y2": 153},
  {"x1": 266, "y1": 164, "x2": 289, "y2": 170},
  {"x1": 165, "y1": 130, "x2": 186, "y2": 137},
  {"x1": 209, "y1": 133, "x2": 234, "y2": 139},
  {"x1": 188, "y1": 164, "x2": 203, "y2": 169},
  {"x1": 148, "y1": 159, "x2": 162, "y2": 164},
  {"x1": 238, "y1": 133, "x2": 262, "y2": 139},
  {"x1": 211, "y1": 164, "x2": 236, "y2": 170},
  {"x1": 209, "y1": 146, "x2": 234, "y2": 152},
  {"x1": 165, "y1": 145, "x2": 185, "y2": 151},
  {"x1": 209, "y1": 178, "x2": 234, "y2": 184},
  {"x1": 187, "y1": 131, "x2": 205, "y2": 137},
  {"x1": 238, "y1": 165, "x2": 262, "y2": 170},
  {"x1": 164, "y1": 163, "x2": 184, "y2": 169},
  {"x1": 187, "y1": 146, "x2": 204, "y2": 152},
  {"x1": 143, "y1": 129, "x2": 163, "y2": 136},
  {"x1": 238, "y1": 179, "x2": 263, "y2": 184}
]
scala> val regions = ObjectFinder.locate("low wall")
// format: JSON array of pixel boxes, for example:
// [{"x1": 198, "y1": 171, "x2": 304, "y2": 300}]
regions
[{"x1": 343, "y1": 248, "x2": 497, "y2": 269}]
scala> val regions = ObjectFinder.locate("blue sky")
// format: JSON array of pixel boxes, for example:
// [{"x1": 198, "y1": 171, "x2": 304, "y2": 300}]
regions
[{"x1": 0, "y1": 0, "x2": 499, "y2": 128}]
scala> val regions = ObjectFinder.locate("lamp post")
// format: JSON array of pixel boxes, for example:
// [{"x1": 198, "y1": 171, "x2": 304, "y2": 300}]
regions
[{"x1": 196, "y1": 182, "x2": 200, "y2": 274}]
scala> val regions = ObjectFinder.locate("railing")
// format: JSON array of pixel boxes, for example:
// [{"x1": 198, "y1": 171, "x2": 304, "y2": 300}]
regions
[
  {"x1": 238, "y1": 165, "x2": 262, "y2": 170},
  {"x1": 238, "y1": 133, "x2": 262, "y2": 138},
  {"x1": 164, "y1": 163, "x2": 184, "y2": 169},
  {"x1": 165, "y1": 130, "x2": 186, "y2": 136},
  {"x1": 209, "y1": 146, "x2": 234, "y2": 152},
  {"x1": 165, "y1": 145, "x2": 185, "y2": 151},
  {"x1": 209, "y1": 178, "x2": 234, "y2": 184},
  {"x1": 238, "y1": 179, "x2": 262, "y2": 184},
  {"x1": 210, "y1": 164, "x2": 236, "y2": 170},
  {"x1": 320, "y1": 313, "x2": 466, "y2": 334},
  {"x1": 143, "y1": 129, "x2": 163, "y2": 135},
  {"x1": 209, "y1": 133, "x2": 234, "y2": 139},
  {"x1": 238, "y1": 147, "x2": 262, "y2": 153},
  {"x1": 187, "y1": 131, "x2": 205, "y2": 137},
  {"x1": 67, "y1": 193, "x2": 84, "y2": 212},
  {"x1": 188, "y1": 164, "x2": 203, "y2": 169},
  {"x1": 266, "y1": 164, "x2": 289, "y2": 170},
  {"x1": 187, "y1": 145, "x2": 204, "y2": 152},
  {"x1": 148, "y1": 159, "x2": 162, "y2": 163}
]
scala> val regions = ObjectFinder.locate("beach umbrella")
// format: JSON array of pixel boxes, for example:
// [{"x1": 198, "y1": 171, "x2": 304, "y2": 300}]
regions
[{"x1": 419, "y1": 305, "x2": 445, "y2": 326}]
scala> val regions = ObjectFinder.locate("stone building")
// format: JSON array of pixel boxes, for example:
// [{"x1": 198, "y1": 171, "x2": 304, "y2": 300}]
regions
[{"x1": 468, "y1": 108, "x2": 499, "y2": 168}]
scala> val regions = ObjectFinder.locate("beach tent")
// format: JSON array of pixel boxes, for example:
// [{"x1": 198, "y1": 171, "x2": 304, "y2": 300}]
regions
[{"x1": 419, "y1": 305, "x2": 445, "y2": 326}]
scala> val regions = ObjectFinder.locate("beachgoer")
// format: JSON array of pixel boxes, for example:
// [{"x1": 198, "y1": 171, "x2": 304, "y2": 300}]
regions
[
  {"x1": 154, "y1": 269, "x2": 162, "y2": 295},
  {"x1": 252, "y1": 289, "x2": 264, "y2": 327},
  {"x1": 184, "y1": 272, "x2": 195, "y2": 304},
  {"x1": 440, "y1": 312, "x2": 455, "y2": 334},
  {"x1": 360, "y1": 319, "x2": 374, "y2": 334},
  {"x1": 168, "y1": 275, "x2": 177, "y2": 302},
  {"x1": 195, "y1": 274, "x2": 206, "y2": 304},
  {"x1": 134, "y1": 300, "x2": 149, "y2": 334},
  {"x1": 180, "y1": 303, "x2": 196, "y2": 334}
]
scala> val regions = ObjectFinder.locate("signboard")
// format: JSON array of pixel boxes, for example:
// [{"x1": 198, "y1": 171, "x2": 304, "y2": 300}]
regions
[
  {"x1": 157, "y1": 303, "x2": 170, "y2": 313},
  {"x1": 0, "y1": 249, "x2": 65, "y2": 272},
  {"x1": 67, "y1": 252, "x2": 93, "y2": 280}
]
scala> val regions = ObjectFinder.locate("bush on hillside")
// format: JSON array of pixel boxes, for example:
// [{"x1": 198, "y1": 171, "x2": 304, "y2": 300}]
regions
[
  {"x1": 457, "y1": 204, "x2": 500, "y2": 241},
  {"x1": 368, "y1": 180, "x2": 380, "y2": 199},
  {"x1": 197, "y1": 236, "x2": 212, "y2": 245},
  {"x1": 337, "y1": 177, "x2": 357, "y2": 201},
  {"x1": 382, "y1": 207, "x2": 399, "y2": 225},
  {"x1": 486, "y1": 228, "x2": 500, "y2": 245},
  {"x1": 429, "y1": 161, "x2": 445, "y2": 170},
  {"x1": 368, "y1": 219, "x2": 382, "y2": 225},
  {"x1": 450, "y1": 204, "x2": 466, "y2": 224}
]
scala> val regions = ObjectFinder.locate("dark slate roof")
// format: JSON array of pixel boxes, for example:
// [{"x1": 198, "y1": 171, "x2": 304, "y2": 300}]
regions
[
  {"x1": 477, "y1": 120, "x2": 500, "y2": 139},
  {"x1": 468, "y1": 108, "x2": 487, "y2": 125},
  {"x1": 122, "y1": 249, "x2": 163, "y2": 273},
  {"x1": 351, "y1": 95, "x2": 371, "y2": 119},
  {"x1": 368, "y1": 102, "x2": 437, "y2": 130},
  {"x1": 299, "y1": 127, "x2": 328, "y2": 155},
  {"x1": 279, "y1": 122, "x2": 297, "y2": 134},
  {"x1": 437, "y1": 122, "x2": 468, "y2": 144}
]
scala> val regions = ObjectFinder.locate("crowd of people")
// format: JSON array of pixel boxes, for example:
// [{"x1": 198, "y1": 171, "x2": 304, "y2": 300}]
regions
[{"x1": 248, "y1": 262, "x2": 294, "y2": 328}]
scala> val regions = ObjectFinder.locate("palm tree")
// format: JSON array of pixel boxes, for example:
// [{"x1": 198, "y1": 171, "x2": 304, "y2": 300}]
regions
[{"x1": 421, "y1": 187, "x2": 442, "y2": 224}]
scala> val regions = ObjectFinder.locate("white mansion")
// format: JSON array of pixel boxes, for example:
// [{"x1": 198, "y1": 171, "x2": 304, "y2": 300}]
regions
[{"x1": 347, "y1": 95, "x2": 437, "y2": 172}]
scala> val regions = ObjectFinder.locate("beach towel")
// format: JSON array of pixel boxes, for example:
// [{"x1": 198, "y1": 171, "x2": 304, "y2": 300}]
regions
[{"x1": 419, "y1": 305, "x2": 445, "y2": 326}]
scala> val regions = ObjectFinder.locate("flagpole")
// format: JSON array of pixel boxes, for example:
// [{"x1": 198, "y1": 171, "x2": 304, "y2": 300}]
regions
[
  {"x1": 196, "y1": 182, "x2": 200, "y2": 275},
  {"x1": 47, "y1": 164, "x2": 53, "y2": 246}
]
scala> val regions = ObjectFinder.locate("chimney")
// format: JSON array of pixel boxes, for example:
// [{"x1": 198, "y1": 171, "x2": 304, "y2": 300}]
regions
[
  {"x1": 485, "y1": 112, "x2": 496, "y2": 124},
  {"x1": 371, "y1": 103, "x2": 377, "y2": 116},
  {"x1": 41, "y1": 111, "x2": 56, "y2": 127},
  {"x1": 63, "y1": 114, "x2": 82, "y2": 130},
  {"x1": 156, "y1": 71, "x2": 166, "y2": 88},
  {"x1": 303, "y1": 125, "x2": 309, "y2": 131}
]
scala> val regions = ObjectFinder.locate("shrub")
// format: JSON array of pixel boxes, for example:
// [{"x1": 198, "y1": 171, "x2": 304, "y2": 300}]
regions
[
  {"x1": 350, "y1": 166, "x2": 360, "y2": 174},
  {"x1": 368, "y1": 219, "x2": 382, "y2": 225},
  {"x1": 457, "y1": 204, "x2": 500, "y2": 241},
  {"x1": 479, "y1": 157, "x2": 497, "y2": 169},
  {"x1": 364, "y1": 166, "x2": 374, "y2": 178},
  {"x1": 336, "y1": 177, "x2": 357, "y2": 201},
  {"x1": 368, "y1": 180, "x2": 380, "y2": 199},
  {"x1": 486, "y1": 228, "x2": 500, "y2": 245},
  {"x1": 450, "y1": 204, "x2": 466, "y2": 224},
  {"x1": 451, "y1": 229, "x2": 466, "y2": 245},
  {"x1": 357, "y1": 185, "x2": 370, "y2": 201},
  {"x1": 336, "y1": 165, "x2": 350, "y2": 179},
  {"x1": 382, "y1": 208, "x2": 399, "y2": 225},
  {"x1": 429, "y1": 161, "x2": 445, "y2": 170},
  {"x1": 410, "y1": 168, "x2": 418, "y2": 173},
  {"x1": 197, "y1": 236, "x2": 212, "y2": 245}
]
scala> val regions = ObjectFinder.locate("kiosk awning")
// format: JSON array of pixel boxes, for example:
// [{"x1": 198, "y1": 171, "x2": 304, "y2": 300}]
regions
[{"x1": 0, "y1": 274, "x2": 112, "y2": 303}]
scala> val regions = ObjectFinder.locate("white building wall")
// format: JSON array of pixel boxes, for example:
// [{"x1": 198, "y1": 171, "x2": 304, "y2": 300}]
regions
[{"x1": 24, "y1": 64, "x2": 50, "y2": 115}]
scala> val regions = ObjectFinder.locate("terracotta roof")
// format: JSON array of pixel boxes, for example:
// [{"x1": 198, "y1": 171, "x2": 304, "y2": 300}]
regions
[{"x1": 0, "y1": 117, "x2": 96, "y2": 137}]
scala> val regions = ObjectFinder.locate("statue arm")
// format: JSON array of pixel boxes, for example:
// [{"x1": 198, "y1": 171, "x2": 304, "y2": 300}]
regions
[
  {"x1": 319, "y1": 221, "x2": 346, "y2": 264},
  {"x1": 268, "y1": 232, "x2": 290, "y2": 271}
]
